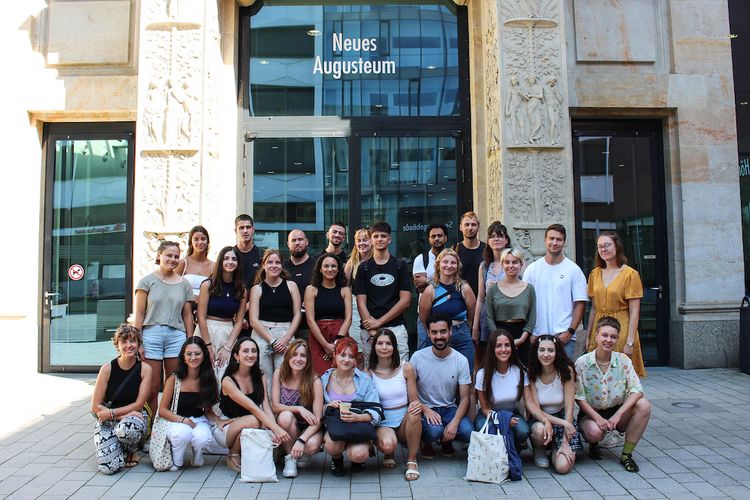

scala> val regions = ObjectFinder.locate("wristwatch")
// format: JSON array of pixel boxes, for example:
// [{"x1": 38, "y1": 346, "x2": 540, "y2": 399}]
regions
[
  {"x1": 626, "y1": 341, "x2": 635, "y2": 347},
  {"x1": 567, "y1": 327, "x2": 576, "y2": 336}
]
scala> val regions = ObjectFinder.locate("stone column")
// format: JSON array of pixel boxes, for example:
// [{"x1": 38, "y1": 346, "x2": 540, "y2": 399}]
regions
[{"x1": 497, "y1": 0, "x2": 573, "y2": 260}]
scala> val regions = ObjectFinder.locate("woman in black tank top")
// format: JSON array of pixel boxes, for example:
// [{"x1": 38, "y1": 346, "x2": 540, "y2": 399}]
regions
[
  {"x1": 91, "y1": 324, "x2": 152, "y2": 475},
  {"x1": 216, "y1": 337, "x2": 291, "y2": 472},
  {"x1": 158, "y1": 337, "x2": 221, "y2": 470},
  {"x1": 304, "y1": 253, "x2": 352, "y2": 375},
  {"x1": 249, "y1": 249, "x2": 302, "y2": 396}
]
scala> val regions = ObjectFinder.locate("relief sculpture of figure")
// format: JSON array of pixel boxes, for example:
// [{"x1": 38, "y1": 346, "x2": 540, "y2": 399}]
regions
[
  {"x1": 517, "y1": 0, "x2": 537, "y2": 17},
  {"x1": 166, "y1": 0, "x2": 180, "y2": 18},
  {"x1": 164, "y1": 79, "x2": 193, "y2": 146},
  {"x1": 143, "y1": 81, "x2": 164, "y2": 145},
  {"x1": 524, "y1": 75, "x2": 544, "y2": 144},
  {"x1": 505, "y1": 76, "x2": 527, "y2": 144},
  {"x1": 543, "y1": 78, "x2": 562, "y2": 145}
]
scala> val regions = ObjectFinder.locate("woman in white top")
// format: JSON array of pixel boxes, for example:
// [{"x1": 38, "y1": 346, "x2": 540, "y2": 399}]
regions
[
  {"x1": 475, "y1": 329, "x2": 532, "y2": 449},
  {"x1": 175, "y1": 226, "x2": 214, "y2": 298},
  {"x1": 525, "y1": 335, "x2": 582, "y2": 473},
  {"x1": 368, "y1": 329, "x2": 422, "y2": 481}
]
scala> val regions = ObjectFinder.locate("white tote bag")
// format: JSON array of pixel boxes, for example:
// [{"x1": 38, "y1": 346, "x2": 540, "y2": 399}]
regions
[
  {"x1": 464, "y1": 413, "x2": 509, "y2": 484},
  {"x1": 149, "y1": 378, "x2": 181, "y2": 472},
  {"x1": 239, "y1": 428, "x2": 279, "y2": 483}
]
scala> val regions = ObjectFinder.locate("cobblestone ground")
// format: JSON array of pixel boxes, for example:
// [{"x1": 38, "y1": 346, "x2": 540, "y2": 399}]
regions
[{"x1": 1, "y1": 367, "x2": 749, "y2": 499}]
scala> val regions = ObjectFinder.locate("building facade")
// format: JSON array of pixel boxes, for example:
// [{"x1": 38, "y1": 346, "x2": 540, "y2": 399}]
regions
[{"x1": 2, "y1": 0, "x2": 743, "y2": 372}]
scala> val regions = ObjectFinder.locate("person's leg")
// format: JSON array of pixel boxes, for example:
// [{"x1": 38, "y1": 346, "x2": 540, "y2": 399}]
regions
[
  {"x1": 530, "y1": 422, "x2": 546, "y2": 448},
  {"x1": 416, "y1": 320, "x2": 431, "y2": 350},
  {"x1": 359, "y1": 328, "x2": 372, "y2": 368},
  {"x1": 114, "y1": 412, "x2": 149, "y2": 465},
  {"x1": 190, "y1": 418, "x2": 214, "y2": 467},
  {"x1": 392, "y1": 324, "x2": 410, "y2": 362},
  {"x1": 512, "y1": 412, "x2": 531, "y2": 449},
  {"x1": 617, "y1": 398, "x2": 651, "y2": 472},
  {"x1": 166, "y1": 421, "x2": 192, "y2": 467},
  {"x1": 277, "y1": 410, "x2": 300, "y2": 454},
  {"x1": 455, "y1": 415, "x2": 474, "y2": 444},
  {"x1": 421, "y1": 412, "x2": 446, "y2": 445},
  {"x1": 551, "y1": 442, "x2": 576, "y2": 474},
  {"x1": 225, "y1": 415, "x2": 261, "y2": 454},
  {"x1": 397, "y1": 410, "x2": 422, "y2": 465},
  {"x1": 94, "y1": 420, "x2": 124, "y2": 474},
  {"x1": 375, "y1": 426, "x2": 398, "y2": 458},
  {"x1": 450, "y1": 323, "x2": 475, "y2": 373},
  {"x1": 473, "y1": 412, "x2": 488, "y2": 431},
  {"x1": 303, "y1": 430, "x2": 324, "y2": 456},
  {"x1": 579, "y1": 413, "x2": 606, "y2": 459},
  {"x1": 253, "y1": 327, "x2": 274, "y2": 385},
  {"x1": 347, "y1": 442, "x2": 371, "y2": 465},
  {"x1": 324, "y1": 433, "x2": 347, "y2": 475},
  {"x1": 142, "y1": 325, "x2": 165, "y2": 413},
  {"x1": 562, "y1": 337, "x2": 575, "y2": 360}
]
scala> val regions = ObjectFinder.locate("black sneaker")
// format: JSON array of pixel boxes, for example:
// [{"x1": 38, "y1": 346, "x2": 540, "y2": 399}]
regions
[
  {"x1": 440, "y1": 440, "x2": 455, "y2": 458},
  {"x1": 589, "y1": 443, "x2": 602, "y2": 460},
  {"x1": 331, "y1": 456, "x2": 346, "y2": 477},
  {"x1": 351, "y1": 461, "x2": 366, "y2": 474},
  {"x1": 420, "y1": 442, "x2": 435, "y2": 460}
]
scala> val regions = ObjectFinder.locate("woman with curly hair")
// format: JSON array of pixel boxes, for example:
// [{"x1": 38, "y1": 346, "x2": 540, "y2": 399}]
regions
[
  {"x1": 158, "y1": 336, "x2": 223, "y2": 470},
  {"x1": 418, "y1": 248, "x2": 476, "y2": 371},
  {"x1": 525, "y1": 335, "x2": 582, "y2": 473}
]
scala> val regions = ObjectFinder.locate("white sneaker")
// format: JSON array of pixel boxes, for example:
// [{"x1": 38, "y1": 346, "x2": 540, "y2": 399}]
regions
[
  {"x1": 282, "y1": 454, "x2": 298, "y2": 478},
  {"x1": 600, "y1": 430, "x2": 625, "y2": 449},
  {"x1": 142, "y1": 439, "x2": 150, "y2": 453},
  {"x1": 169, "y1": 464, "x2": 181, "y2": 472},
  {"x1": 297, "y1": 454, "x2": 310, "y2": 468},
  {"x1": 533, "y1": 448, "x2": 550, "y2": 468}
]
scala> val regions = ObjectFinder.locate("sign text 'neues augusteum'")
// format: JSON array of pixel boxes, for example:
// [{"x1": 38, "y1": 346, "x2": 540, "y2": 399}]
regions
[{"x1": 313, "y1": 33, "x2": 396, "y2": 80}]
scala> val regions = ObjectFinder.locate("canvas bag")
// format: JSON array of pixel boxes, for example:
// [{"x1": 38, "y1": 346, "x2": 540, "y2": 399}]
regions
[
  {"x1": 149, "y1": 377, "x2": 181, "y2": 471},
  {"x1": 239, "y1": 428, "x2": 279, "y2": 483},
  {"x1": 464, "y1": 412, "x2": 509, "y2": 484}
]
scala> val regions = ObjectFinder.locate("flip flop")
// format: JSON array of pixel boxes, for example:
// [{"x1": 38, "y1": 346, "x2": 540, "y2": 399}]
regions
[
  {"x1": 124, "y1": 452, "x2": 140, "y2": 468},
  {"x1": 404, "y1": 461, "x2": 420, "y2": 481},
  {"x1": 383, "y1": 456, "x2": 396, "y2": 469}
]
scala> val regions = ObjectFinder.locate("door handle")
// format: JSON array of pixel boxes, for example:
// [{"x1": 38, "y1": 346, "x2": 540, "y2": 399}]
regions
[
  {"x1": 647, "y1": 286, "x2": 662, "y2": 299},
  {"x1": 44, "y1": 292, "x2": 60, "y2": 298}
]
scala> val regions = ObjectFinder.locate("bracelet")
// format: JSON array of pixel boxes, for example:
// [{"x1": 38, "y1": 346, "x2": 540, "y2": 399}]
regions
[
  {"x1": 180, "y1": 417, "x2": 185, "y2": 423},
  {"x1": 270, "y1": 338, "x2": 277, "y2": 345},
  {"x1": 110, "y1": 409, "x2": 115, "y2": 419},
  {"x1": 206, "y1": 342, "x2": 212, "y2": 347},
  {"x1": 296, "y1": 437, "x2": 307, "y2": 445}
]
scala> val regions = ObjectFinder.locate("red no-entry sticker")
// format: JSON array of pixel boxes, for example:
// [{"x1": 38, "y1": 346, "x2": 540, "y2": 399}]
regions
[{"x1": 68, "y1": 264, "x2": 84, "y2": 281}]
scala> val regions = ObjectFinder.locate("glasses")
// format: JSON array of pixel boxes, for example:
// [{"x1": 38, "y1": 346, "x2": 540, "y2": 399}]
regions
[
  {"x1": 597, "y1": 242, "x2": 613, "y2": 251},
  {"x1": 185, "y1": 352, "x2": 203, "y2": 358}
]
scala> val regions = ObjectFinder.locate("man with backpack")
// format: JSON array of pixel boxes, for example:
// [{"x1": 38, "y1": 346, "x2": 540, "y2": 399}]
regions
[{"x1": 413, "y1": 223, "x2": 448, "y2": 349}]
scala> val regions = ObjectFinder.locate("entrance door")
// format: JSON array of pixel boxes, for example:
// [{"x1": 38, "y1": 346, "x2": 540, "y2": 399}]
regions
[
  {"x1": 42, "y1": 124, "x2": 134, "y2": 371},
  {"x1": 572, "y1": 120, "x2": 669, "y2": 365}
]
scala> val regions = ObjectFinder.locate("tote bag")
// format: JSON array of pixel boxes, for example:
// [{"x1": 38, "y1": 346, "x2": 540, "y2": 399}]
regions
[
  {"x1": 464, "y1": 412, "x2": 509, "y2": 484},
  {"x1": 239, "y1": 428, "x2": 279, "y2": 483},
  {"x1": 149, "y1": 378, "x2": 181, "y2": 471}
]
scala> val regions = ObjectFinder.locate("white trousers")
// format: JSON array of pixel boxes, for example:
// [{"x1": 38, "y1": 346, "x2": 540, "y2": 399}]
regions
[{"x1": 166, "y1": 416, "x2": 214, "y2": 467}]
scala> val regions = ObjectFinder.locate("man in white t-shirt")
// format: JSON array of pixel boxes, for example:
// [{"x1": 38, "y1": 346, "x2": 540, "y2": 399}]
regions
[
  {"x1": 412, "y1": 223, "x2": 448, "y2": 349},
  {"x1": 523, "y1": 224, "x2": 588, "y2": 360},
  {"x1": 410, "y1": 313, "x2": 473, "y2": 460}
]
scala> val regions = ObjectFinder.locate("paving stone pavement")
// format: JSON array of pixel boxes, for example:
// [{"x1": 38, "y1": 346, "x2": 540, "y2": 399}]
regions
[{"x1": 1, "y1": 367, "x2": 749, "y2": 499}]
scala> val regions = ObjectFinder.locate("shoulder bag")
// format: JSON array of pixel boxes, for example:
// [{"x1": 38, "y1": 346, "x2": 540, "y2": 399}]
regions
[
  {"x1": 464, "y1": 411, "x2": 509, "y2": 484},
  {"x1": 149, "y1": 377, "x2": 181, "y2": 471},
  {"x1": 323, "y1": 402, "x2": 384, "y2": 442}
]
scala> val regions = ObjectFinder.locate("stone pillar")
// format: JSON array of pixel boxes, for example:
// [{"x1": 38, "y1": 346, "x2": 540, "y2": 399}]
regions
[{"x1": 497, "y1": 0, "x2": 573, "y2": 260}]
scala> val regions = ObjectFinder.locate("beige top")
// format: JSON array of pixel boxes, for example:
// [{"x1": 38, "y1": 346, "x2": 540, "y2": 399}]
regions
[{"x1": 136, "y1": 273, "x2": 194, "y2": 331}]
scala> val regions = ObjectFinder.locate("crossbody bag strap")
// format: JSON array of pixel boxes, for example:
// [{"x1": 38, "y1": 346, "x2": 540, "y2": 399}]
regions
[
  {"x1": 106, "y1": 360, "x2": 141, "y2": 407},
  {"x1": 170, "y1": 376, "x2": 182, "y2": 413}
]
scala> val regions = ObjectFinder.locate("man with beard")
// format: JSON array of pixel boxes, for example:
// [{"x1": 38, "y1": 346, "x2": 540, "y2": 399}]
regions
[
  {"x1": 454, "y1": 212, "x2": 485, "y2": 297},
  {"x1": 413, "y1": 223, "x2": 448, "y2": 349},
  {"x1": 283, "y1": 229, "x2": 314, "y2": 340},
  {"x1": 314, "y1": 222, "x2": 348, "y2": 264},
  {"x1": 410, "y1": 313, "x2": 473, "y2": 460}
]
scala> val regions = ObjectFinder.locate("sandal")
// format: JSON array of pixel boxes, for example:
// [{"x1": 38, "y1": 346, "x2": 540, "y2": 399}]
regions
[
  {"x1": 404, "y1": 461, "x2": 420, "y2": 481},
  {"x1": 383, "y1": 455, "x2": 396, "y2": 469},
  {"x1": 620, "y1": 453, "x2": 639, "y2": 473},
  {"x1": 225, "y1": 453, "x2": 241, "y2": 473},
  {"x1": 124, "y1": 452, "x2": 140, "y2": 468}
]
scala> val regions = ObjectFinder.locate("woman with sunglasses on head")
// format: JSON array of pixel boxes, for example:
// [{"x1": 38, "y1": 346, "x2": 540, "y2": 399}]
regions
[
  {"x1": 585, "y1": 231, "x2": 646, "y2": 378},
  {"x1": 214, "y1": 337, "x2": 291, "y2": 472},
  {"x1": 175, "y1": 225, "x2": 214, "y2": 300},
  {"x1": 345, "y1": 228, "x2": 373, "y2": 341},
  {"x1": 92, "y1": 324, "x2": 152, "y2": 474},
  {"x1": 196, "y1": 246, "x2": 248, "y2": 378},
  {"x1": 158, "y1": 336, "x2": 223, "y2": 470},
  {"x1": 525, "y1": 335, "x2": 582, "y2": 473},
  {"x1": 305, "y1": 253, "x2": 352, "y2": 376},
  {"x1": 271, "y1": 339, "x2": 324, "y2": 478},
  {"x1": 368, "y1": 329, "x2": 422, "y2": 481},
  {"x1": 134, "y1": 240, "x2": 195, "y2": 416}
]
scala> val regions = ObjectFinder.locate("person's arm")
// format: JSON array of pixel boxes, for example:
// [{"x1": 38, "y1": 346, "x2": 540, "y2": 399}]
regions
[
  {"x1": 363, "y1": 290, "x2": 410, "y2": 330},
  {"x1": 624, "y1": 298, "x2": 641, "y2": 356},
  {"x1": 196, "y1": 281, "x2": 213, "y2": 361},
  {"x1": 444, "y1": 382, "x2": 471, "y2": 441},
  {"x1": 338, "y1": 286, "x2": 353, "y2": 336},
  {"x1": 485, "y1": 285, "x2": 497, "y2": 328},
  {"x1": 277, "y1": 281, "x2": 302, "y2": 350},
  {"x1": 262, "y1": 374, "x2": 292, "y2": 443},
  {"x1": 418, "y1": 285, "x2": 434, "y2": 325},
  {"x1": 462, "y1": 283, "x2": 476, "y2": 330},
  {"x1": 524, "y1": 382, "x2": 553, "y2": 445},
  {"x1": 305, "y1": 287, "x2": 331, "y2": 353},
  {"x1": 608, "y1": 391, "x2": 643, "y2": 430},
  {"x1": 182, "y1": 301, "x2": 194, "y2": 337},
  {"x1": 91, "y1": 362, "x2": 111, "y2": 419},
  {"x1": 226, "y1": 289, "x2": 248, "y2": 350},
  {"x1": 159, "y1": 375, "x2": 196, "y2": 428},
  {"x1": 412, "y1": 257, "x2": 429, "y2": 293},
  {"x1": 472, "y1": 263, "x2": 486, "y2": 339},
  {"x1": 359, "y1": 376, "x2": 382, "y2": 425},
  {"x1": 559, "y1": 301, "x2": 584, "y2": 343},
  {"x1": 248, "y1": 285, "x2": 273, "y2": 342},
  {"x1": 477, "y1": 389, "x2": 492, "y2": 417},
  {"x1": 560, "y1": 368, "x2": 577, "y2": 441},
  {"x1": 585, "y1": 303, "x2": 597, "y2": 351},
  {"x1": 175, "y1": 258, "x2": 187, "y2": 276},
  {"x1": 403, "y1": 363, "x2": 423, "y2": 416},
  {"x1": 133, "y1": 289, "x2": 148, "y2": 331},
  {"x1": 576, "y1": 398, "x2": 609, "y2": 432}
]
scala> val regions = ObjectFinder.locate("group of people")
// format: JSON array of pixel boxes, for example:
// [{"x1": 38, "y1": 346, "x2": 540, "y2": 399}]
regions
[{"x1": 91, "y1": 212, "x2": 651, "y2": 482}]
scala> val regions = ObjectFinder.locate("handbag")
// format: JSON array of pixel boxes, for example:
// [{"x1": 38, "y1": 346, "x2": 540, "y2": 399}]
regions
[
  {"x1": 464, "y1": 412, "x2": 509, "y2": 484},
  {"x1": 149, "y1": 377, "x2": 181, "y2": 471},
  {"x1": 239, "y1": 429, "x2": 279, "y2": 483},
  {"x1": 323, "y1": 402, "x2": 384, "y2": 442}
]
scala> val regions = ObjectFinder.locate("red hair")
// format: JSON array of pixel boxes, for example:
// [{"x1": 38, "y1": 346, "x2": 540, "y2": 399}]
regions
[{"x1": 333, "y1": 337, "x2": 359, "y2": 367}]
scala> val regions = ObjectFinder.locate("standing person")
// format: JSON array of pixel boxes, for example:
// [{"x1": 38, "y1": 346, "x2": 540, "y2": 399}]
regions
[
  {"x1": 134, "y1": 241, "x2": 194, "y2": 414},
  {"x1": 321, "y1": 338, "x2": 382, "y2": 476},
  {"x1": 315, "y1": 222, "x2": 349, "y2": 264},
  {"x1": 248, "y1": 249, "x2": 302, "y2": 392},
  {"x1": 345, "y1": 228, "x2": 372, "y2": 341},
  {"x1": 233, "y1": 214, "x2": 261, "y2": 288},
  {"x1": 284, "y1": 229, "x2": 315, "y2": 340},
  {"x1": 175, "y1": 225, "x2": 214, "y2": 300},
  {"x1": 454, "y1": 211, "x2": 486, "y2": 297},
  {"x1": 523, "y1": 224, "x2": 587, "y2": 360},
  {"x1": 576, "y1": 317, "x2": 651, "y2": 473},
  {"x1": 473, "y1": 222, "x2": 511, "y2": 364},
  {"x1": 525, "y1": 335, "x2": 582, "y2": 473},
  {"x1": 271, "y1": 339, "x2": 325, "y2": 478},
  {"x1": 355, "y1": 221, "x2": 412, "y2": 363},
  {"x1": 585, "y1": 231, "x2": 646, "y2": 378},
  {"x1": 411, "y1": 314, "x2": 473, "y2": 460},
  {"x1": 92, "y1": 324, "x2": 152, "y2": 474},
  {"x1": 159, "y1": 337, "x2": 222, "y2": 470},
  {"x1": 305, "y1": 253, "x2": 352, "y2": 375},
  {"x1": 412, "y1": 224, "x2": 448, "y2": 348},
  {"x1": 417, "y1": 249, "x2": 476, "y2": 370},
  {"x1": 368, "y1": 329, "x2": 422, "y2": 481},
  {"x1": 215, "y1": 338, "x2": 291, "y2": 472},
  {"x1": 196, "y1": 246, "x2": 247, "y2": 379},
  {"x1": 486, "y1": 248, "x2": 536, "y2": 365},
  {"x1": 474, "y1": 329, "x2": 532, "y2": 451}
]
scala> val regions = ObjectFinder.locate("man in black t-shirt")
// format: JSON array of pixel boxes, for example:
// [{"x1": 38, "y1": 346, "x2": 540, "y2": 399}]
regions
[
  {"x1": 455, "y1": 211, "x2": 485, "y2": 297},
  {"x1": 313, "y1": 222, "x2": 348, "y2": 265},
  {"x1": 233, "y1": 214, "x2": 261, "y2": 338},
  {"x1": 355, "y1": 221, "x2": 411, "y2": 364},
  {"x1": 283, "y1": 229, "x2": 314, "y2": 340}
]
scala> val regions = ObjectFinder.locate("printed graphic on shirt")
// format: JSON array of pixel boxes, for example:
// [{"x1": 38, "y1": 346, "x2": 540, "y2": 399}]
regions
[{"x1": 371, "y1": 273, "x2": 395, "y2": 286}]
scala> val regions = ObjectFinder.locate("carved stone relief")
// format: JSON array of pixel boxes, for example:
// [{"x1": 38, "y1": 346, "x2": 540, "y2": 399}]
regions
[{"x1": 484, "y1": 0, "x2": 503, "y2": 220}]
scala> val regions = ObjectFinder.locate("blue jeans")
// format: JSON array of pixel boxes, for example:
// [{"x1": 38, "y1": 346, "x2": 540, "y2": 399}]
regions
[
  {"x1": 418, "y1": 321, "x2": 475, "y2": 372},
  {"x1": 474, "y1": 411, "x2": 531, "y2": 449},
  {"x1": 421, "y1": 406, "x2": 473, "y2": 444}
]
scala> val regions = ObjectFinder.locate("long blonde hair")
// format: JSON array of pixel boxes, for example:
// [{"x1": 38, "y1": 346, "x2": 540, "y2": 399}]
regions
[
  {"x1": 431, "y1": 248, "x2": 464, "y2": 290},
  {"x1": 346, "y1": 228, "x2": 372, "y2": 280}
]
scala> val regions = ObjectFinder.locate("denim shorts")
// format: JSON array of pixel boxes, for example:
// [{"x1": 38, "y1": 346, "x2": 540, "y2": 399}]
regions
[{"x1": 142, "y1": 325, "x2": 186, "y2": 360}]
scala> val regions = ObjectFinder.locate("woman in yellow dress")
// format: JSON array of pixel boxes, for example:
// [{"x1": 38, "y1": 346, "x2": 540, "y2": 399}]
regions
[{"x1": 584, "y1": 231, "x2": 646, "y2": 378}]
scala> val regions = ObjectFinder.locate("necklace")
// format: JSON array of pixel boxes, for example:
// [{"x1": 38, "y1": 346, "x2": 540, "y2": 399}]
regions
[
  {"x1": 266, "y1": 279, "x2": 282, "y2": 293},
  {"x1": 333, "y1": 371, "x2": 354, "y2": 390}
]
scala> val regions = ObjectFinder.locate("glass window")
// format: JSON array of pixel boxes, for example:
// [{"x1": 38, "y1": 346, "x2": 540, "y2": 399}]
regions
[{"x1": 246, "y1": 2, "x2": 460, "y2": 117}]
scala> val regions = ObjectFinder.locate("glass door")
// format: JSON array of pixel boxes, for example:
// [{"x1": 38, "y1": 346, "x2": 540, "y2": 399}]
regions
[
  {"x1": 42, "y1": 125, "x2": 134, "y2": 371},
  {"x1": 572, "y1": 120, "x2": 669, "y2": 365}
]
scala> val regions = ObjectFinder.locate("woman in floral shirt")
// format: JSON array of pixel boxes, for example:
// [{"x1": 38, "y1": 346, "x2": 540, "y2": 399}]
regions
[{"x1": 575, "y1": 316, "x2": 651, "y2": 473}]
